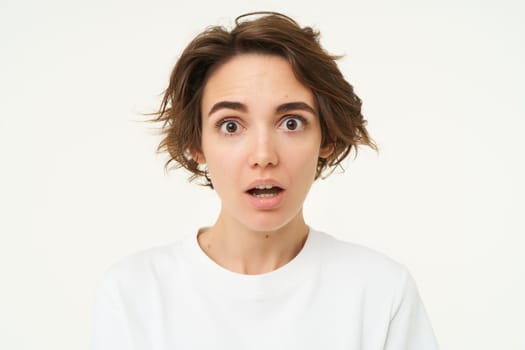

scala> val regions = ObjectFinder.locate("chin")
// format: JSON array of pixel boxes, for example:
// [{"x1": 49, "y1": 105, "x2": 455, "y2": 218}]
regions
[{"x1": 238, "y1": 210, "x2": 302, "y2": 233}]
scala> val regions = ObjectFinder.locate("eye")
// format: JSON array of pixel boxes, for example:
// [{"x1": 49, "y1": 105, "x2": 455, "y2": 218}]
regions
[
  {"x1": 217, "y1": 119, "x2": 243, "y2": 135},
  {"x1": 279, "y1": 116, "x2": 306, "y2": 131}
]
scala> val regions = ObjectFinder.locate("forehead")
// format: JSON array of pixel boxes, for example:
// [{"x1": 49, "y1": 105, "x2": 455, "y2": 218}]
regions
[{"x1": 201, "y1": 54, "x2": 315, "y2": 112}]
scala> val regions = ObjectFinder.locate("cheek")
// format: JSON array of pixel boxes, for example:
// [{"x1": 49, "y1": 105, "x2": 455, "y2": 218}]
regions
[
  {"x1": 202, "y1": 142, "x2": 245, "y2": 186},
  {"x1": 282, "y1": 142, "x2": 321, "y2": 174}
]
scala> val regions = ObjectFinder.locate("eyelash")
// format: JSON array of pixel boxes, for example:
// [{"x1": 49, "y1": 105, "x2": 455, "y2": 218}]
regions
[
  {"x1": 215, "y1": 115, "x2": 308, "y2": 135},
  {"x1": 278, "y1": 115, "x2": 308, "y2": 131},
  {"x1": 215, "y1": 119, "x2": 244, "y2": 136}
]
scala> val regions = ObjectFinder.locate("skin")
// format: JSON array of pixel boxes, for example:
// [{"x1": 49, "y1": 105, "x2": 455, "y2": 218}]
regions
[{"x1": 195, "y1": 54, "x2": 333, "y2": 275}]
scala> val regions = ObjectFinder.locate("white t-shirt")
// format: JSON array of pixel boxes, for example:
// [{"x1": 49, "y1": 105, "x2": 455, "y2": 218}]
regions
[{"x1": 92, "y1": 228, "x2": 439, "y2": 349}]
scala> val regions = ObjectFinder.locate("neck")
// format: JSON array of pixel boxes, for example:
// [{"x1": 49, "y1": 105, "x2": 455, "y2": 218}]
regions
[{"x1": 197, "y1": 212, "x2": 309, "y2": 275}]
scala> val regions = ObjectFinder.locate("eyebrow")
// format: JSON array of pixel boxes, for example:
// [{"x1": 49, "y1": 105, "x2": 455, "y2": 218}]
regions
[
  {"x1": 276, "y1": 102, "x2": 317, "y2": 116},
  {"x1": 207, "y1": 101, "x2": 247, "y2": 116},
  {"x1": 207, "y1": 101, "x2": 317, "y2": 117}
]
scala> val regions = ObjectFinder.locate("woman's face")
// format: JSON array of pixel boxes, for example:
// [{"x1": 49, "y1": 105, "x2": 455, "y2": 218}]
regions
[{"x1": 197, "y1": 54, "x2": 332, "y2": 232}]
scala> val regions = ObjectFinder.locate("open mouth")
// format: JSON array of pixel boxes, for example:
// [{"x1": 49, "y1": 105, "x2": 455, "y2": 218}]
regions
[{"x1": 246, "y1": 185, "x2": 284, "y2": 198}]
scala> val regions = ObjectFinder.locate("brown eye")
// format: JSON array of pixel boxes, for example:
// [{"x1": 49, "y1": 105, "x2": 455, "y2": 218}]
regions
[
  {"x1": 286, "y1": 119, "x2": 298, "y2": 130},
  {"x1": 226, "y1": 121, "x2": 237, "y2": 133},
  {"x1": 219, "y1": 120, "x2": 242, "y2": 134},
  {"x1": 279, "y1": 116, "x2": 306, "y2": 131}
]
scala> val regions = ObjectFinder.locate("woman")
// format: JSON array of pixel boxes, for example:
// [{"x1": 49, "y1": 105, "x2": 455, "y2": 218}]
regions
[{"x1": 93, "y1": 12, "x2": 439, "y2": 350}]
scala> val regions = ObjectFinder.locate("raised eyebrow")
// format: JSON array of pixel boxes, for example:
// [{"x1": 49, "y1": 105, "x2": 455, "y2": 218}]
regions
[
  {"x1": 276, "y1": 102, "x2": 317, "y2": 116},
  {"x1": 207, "y1": 101, "x2": 247, "y2": 117}
]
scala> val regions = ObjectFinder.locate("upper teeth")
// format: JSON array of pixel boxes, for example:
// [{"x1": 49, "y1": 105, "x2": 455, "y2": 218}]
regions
[{"x1": 255, "y1": 185, "x2": 274, "y2": 190}]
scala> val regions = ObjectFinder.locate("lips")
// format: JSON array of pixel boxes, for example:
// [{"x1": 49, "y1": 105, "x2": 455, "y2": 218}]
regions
[
  {"x1": 245, "y1": 180, "x2": 286, "y2": 209},
  {"x1": 245, "y1": 180, "x2": 285, "y2": 196},
  {"x1": 247, "y1": 184, "x2": 284, "y2": 198}
]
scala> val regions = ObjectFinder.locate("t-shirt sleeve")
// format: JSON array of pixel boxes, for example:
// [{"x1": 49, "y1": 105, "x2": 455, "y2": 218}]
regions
[
  {"x1": 383, "y1": 269, "x2": 440, "y2": 350},
  {"x1": 92, "y1": 272, "x2": 133, "y2": 350}
]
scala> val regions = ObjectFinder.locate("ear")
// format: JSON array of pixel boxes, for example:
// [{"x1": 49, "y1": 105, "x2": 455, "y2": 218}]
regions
[
  {"x1": 319, "y1": 142, "x2": 334, "y2": 159},
  {"x1": 191, "y1": 149, "x2": 206, "y2": 164}
]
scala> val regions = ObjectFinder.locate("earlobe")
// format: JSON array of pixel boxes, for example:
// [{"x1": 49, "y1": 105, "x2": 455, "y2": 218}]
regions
[
  {"x1": 191, "y1": 149, "x2": 206, "y2": 164},
  {"x1": 319, "y1": 143, "x2": 334, "y2": 159}
]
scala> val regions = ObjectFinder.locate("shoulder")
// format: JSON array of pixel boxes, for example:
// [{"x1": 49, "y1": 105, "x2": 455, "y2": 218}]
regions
[
  {"x1": 313, "y1": 229, "x2": 406, "y2": 272},
  {"x1": 96, "y1": 238, "x2": 187, "y2": 295},
  {"x1": 311, "y1": 229, "x2": 412, "y2": 294}
]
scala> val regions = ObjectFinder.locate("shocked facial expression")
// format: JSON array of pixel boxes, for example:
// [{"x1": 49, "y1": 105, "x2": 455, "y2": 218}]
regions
[{"x1": 197, "y1": 54, "x2": 333, "y2": 232}]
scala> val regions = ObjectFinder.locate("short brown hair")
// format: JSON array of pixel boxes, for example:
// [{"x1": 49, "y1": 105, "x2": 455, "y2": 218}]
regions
[{"x1": 151, "y1": 12, "x2": 376, "y2": 187}]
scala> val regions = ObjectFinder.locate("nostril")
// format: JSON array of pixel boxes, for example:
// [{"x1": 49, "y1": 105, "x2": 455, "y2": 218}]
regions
[{"x1": 248, "y1": 147, "x2": 279, "y2": 168}]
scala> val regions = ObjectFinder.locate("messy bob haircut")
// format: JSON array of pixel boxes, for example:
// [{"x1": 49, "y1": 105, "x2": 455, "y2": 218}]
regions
[{"x1": 151, "y1": 12, "x2": 376, "y2": 188}]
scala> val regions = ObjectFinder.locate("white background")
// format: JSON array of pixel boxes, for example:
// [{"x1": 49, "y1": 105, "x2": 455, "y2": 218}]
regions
[{"x1": 1, "y1": 0, "x2": 524, "y2": 349}]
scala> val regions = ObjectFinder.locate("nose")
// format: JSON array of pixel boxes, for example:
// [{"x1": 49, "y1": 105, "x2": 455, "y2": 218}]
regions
[{"x1": 247, "y1": 130, "x2": 279, "y2": 168}]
